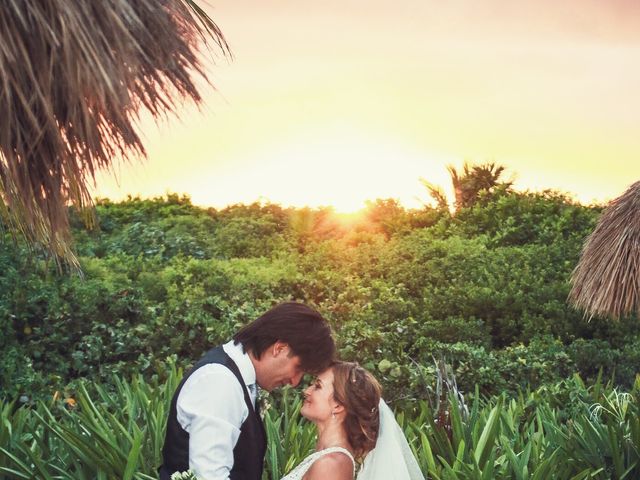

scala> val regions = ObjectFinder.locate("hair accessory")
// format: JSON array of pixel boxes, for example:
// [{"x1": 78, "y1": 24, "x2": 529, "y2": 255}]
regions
[{"x1": 350, "y1": 364, "x2": 359, "y2": 383}]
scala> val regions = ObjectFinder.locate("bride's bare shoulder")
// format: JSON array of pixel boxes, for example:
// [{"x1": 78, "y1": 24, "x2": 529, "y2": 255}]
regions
[{"x1": 303, "y1": 452, "x2": 354, "y2": 480}]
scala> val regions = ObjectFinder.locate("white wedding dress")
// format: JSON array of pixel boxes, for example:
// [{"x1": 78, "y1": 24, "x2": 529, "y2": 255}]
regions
[
  {"x1": 280, "y1": 400, "x2": 425, "y2": 480},
  {"x1": 280, "y1": 446, "x2": 355, "y2": 480}
]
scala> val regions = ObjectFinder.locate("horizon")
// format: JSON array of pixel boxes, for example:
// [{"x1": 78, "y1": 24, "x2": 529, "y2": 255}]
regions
[{"x1": 91, "y1": 176, "x2": 611, "y2": 214}]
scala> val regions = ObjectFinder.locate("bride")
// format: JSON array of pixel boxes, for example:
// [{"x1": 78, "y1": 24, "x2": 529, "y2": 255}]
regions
[{"x1": 281, "y1": 361, "x2": 425, "y2": 480}]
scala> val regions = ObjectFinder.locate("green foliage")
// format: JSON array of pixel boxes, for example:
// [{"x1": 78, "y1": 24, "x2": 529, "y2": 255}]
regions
[
  {"x1": 2, "y1": 191, "x2": 638, "y2": 404},
  {"x1": 5, "y1": 172, "x2": 640, "y2": 479},
  {"x1": 2, "y1": 370, "x2": 639, "y2": 479},
  {"x1": 0, "y1": 359, "x2": 181, "y2": 480},
  {"x1": 442, "y1": 190, "x2": 598, "y2": 247},
  {"x1": 397, "y1": 375, "x2": 640, "y2": 479},
  {"x1": 210, "y1": 203, "x2": 289, "y2": 258},
  {"x1": 263, "y1": 389, "x2": 316, "y2": 478}
]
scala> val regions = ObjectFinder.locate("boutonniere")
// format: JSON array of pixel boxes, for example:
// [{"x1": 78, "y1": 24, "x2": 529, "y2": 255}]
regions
[{"x1": 258, "y1": 390, "x2": 272, "y2": 418}]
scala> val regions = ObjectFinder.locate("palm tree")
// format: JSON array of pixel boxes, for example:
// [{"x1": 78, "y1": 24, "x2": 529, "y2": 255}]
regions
[
  {"x1": 0, "y1": 0, "x2": 229, "y2": 266},
  {"x1": 448, "y1": 162, "x2": 511, "y2": 210},
  {"x1": 422, "y1": 161, "x2": 512, "y2": 212},
  {"x1": 419, "y1": 179, "x2": 449, "y2": 210}
]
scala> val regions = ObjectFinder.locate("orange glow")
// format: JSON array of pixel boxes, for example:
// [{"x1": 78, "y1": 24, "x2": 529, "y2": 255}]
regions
[{"x1": 94, "y1": 123, "x2": 455, "y2": 213}]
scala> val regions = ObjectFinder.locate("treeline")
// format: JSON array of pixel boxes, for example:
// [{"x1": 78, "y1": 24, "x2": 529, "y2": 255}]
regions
[{"x1": 2, "y1": 188, "x2": 640, "y2": 402}]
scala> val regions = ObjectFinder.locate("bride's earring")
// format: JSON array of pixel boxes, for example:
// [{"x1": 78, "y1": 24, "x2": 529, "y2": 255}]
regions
[{"x1": 332, "y1": 411, "x2": 336, "y2": 420}]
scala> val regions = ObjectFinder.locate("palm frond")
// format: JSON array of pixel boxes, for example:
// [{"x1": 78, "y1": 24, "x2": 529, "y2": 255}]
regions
[
  {"x1": 0, "y1": 0, "x2": 229, "y2": 266},
  {"x1": 419, "y1": 178, "x2": 449, "y2": 210},
  {"x1": 569, "y1": 181, "x2": 640, "y2": 320}
]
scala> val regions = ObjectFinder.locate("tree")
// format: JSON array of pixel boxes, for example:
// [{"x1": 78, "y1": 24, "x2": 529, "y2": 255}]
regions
[
  {"x1": 422, "y1": 162, "x2": 512, "y2": 212},
  {"x1": 364, "y1": 198, "x2": 410, "y2": 238},
  {"x1": 0, "y1": 0, "x2": 228, "y2": 266},
  {"x1": 448, "y1": 162, "x2": 512, "y2": 210},
  {"x1": 419, "y1": 180, "x2": 449, "y2": 211}
]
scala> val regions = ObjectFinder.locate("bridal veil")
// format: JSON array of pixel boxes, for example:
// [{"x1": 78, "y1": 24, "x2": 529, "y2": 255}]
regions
[{"x1": 357, "y1": 400, "x2": 425, "y2": 480}]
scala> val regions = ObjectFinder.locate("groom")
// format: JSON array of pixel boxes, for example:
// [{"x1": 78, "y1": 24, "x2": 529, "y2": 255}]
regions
[{"x1": 159, "y1": 302, "x2": 335, "y2": 480}]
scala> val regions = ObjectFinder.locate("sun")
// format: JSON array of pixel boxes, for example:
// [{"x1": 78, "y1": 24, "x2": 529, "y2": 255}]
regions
[
  {"x1": 191, "y1": 125, "x2": 453, "y2": 213},
  {"x1": 92, "y1": 123, "x2": 454, "y2": 213}
]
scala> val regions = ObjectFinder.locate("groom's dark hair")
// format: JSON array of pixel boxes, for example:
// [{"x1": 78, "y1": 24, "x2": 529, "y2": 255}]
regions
[{"x1": 233, "y1": 302, "x2": 335, "y2": 374}]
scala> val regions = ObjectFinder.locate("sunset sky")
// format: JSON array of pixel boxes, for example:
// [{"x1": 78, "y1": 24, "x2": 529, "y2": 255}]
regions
[{"x1": 94, "y1": 0, "x2": 640, "y2": 212}]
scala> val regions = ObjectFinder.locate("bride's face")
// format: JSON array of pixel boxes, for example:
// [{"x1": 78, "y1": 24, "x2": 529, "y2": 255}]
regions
[{"x1": 300, "y1": 368, "x2": 340, "y2": 423}]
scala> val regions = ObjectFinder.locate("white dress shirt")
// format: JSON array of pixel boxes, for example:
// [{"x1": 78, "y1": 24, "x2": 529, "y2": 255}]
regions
[{"x1": 176, "y1": 340, "x2": 257, "y2": 480}]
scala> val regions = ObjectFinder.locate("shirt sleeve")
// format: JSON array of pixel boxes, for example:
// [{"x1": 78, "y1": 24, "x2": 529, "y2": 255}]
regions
[{"x1": 176, "y1": 363, "x2": 249, "y2": 480}]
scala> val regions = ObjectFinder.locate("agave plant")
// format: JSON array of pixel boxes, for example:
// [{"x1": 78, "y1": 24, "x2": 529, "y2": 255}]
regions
[
  {"x1": 553, "y1": 389, "x2": 640, "y2": 479},
  {"x1": 263, "y1": 388, "x2": 317, "y2": 479},
  {"x1": 2, "y1": 368, "x2": 640, "y2": 480},
  {"x1": 0, "y1": 361, "x2": 182, "y2": 479}
]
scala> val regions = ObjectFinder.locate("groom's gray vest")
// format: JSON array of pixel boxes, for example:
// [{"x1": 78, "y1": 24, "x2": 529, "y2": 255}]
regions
[{"x1": 159, "y1": 346, "x2": 267, "y2": 480}]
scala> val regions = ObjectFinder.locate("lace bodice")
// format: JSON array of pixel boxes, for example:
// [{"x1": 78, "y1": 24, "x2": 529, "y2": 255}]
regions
[{"x1": 280, "y1": 447, "x2": 356, "y2": 480}]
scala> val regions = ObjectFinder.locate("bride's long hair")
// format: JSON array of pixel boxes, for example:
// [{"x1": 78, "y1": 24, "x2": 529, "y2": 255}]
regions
[{"x1": 332, "y1": 362, "x2": 382, "y2": 460}]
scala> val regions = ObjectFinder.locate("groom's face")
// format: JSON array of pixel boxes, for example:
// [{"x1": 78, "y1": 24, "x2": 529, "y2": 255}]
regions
[{"x1": 255, "y1": 342, "x2": 305, "y2": 391}]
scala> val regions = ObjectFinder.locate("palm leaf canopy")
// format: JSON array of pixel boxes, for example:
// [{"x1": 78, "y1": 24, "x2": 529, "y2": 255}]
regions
[
  {"x1": 569, "y1": 181, "x2": 640, "y2": 320},
  {"x1": 0, "y1": 0, "x2": 228, "y2": 265}
]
